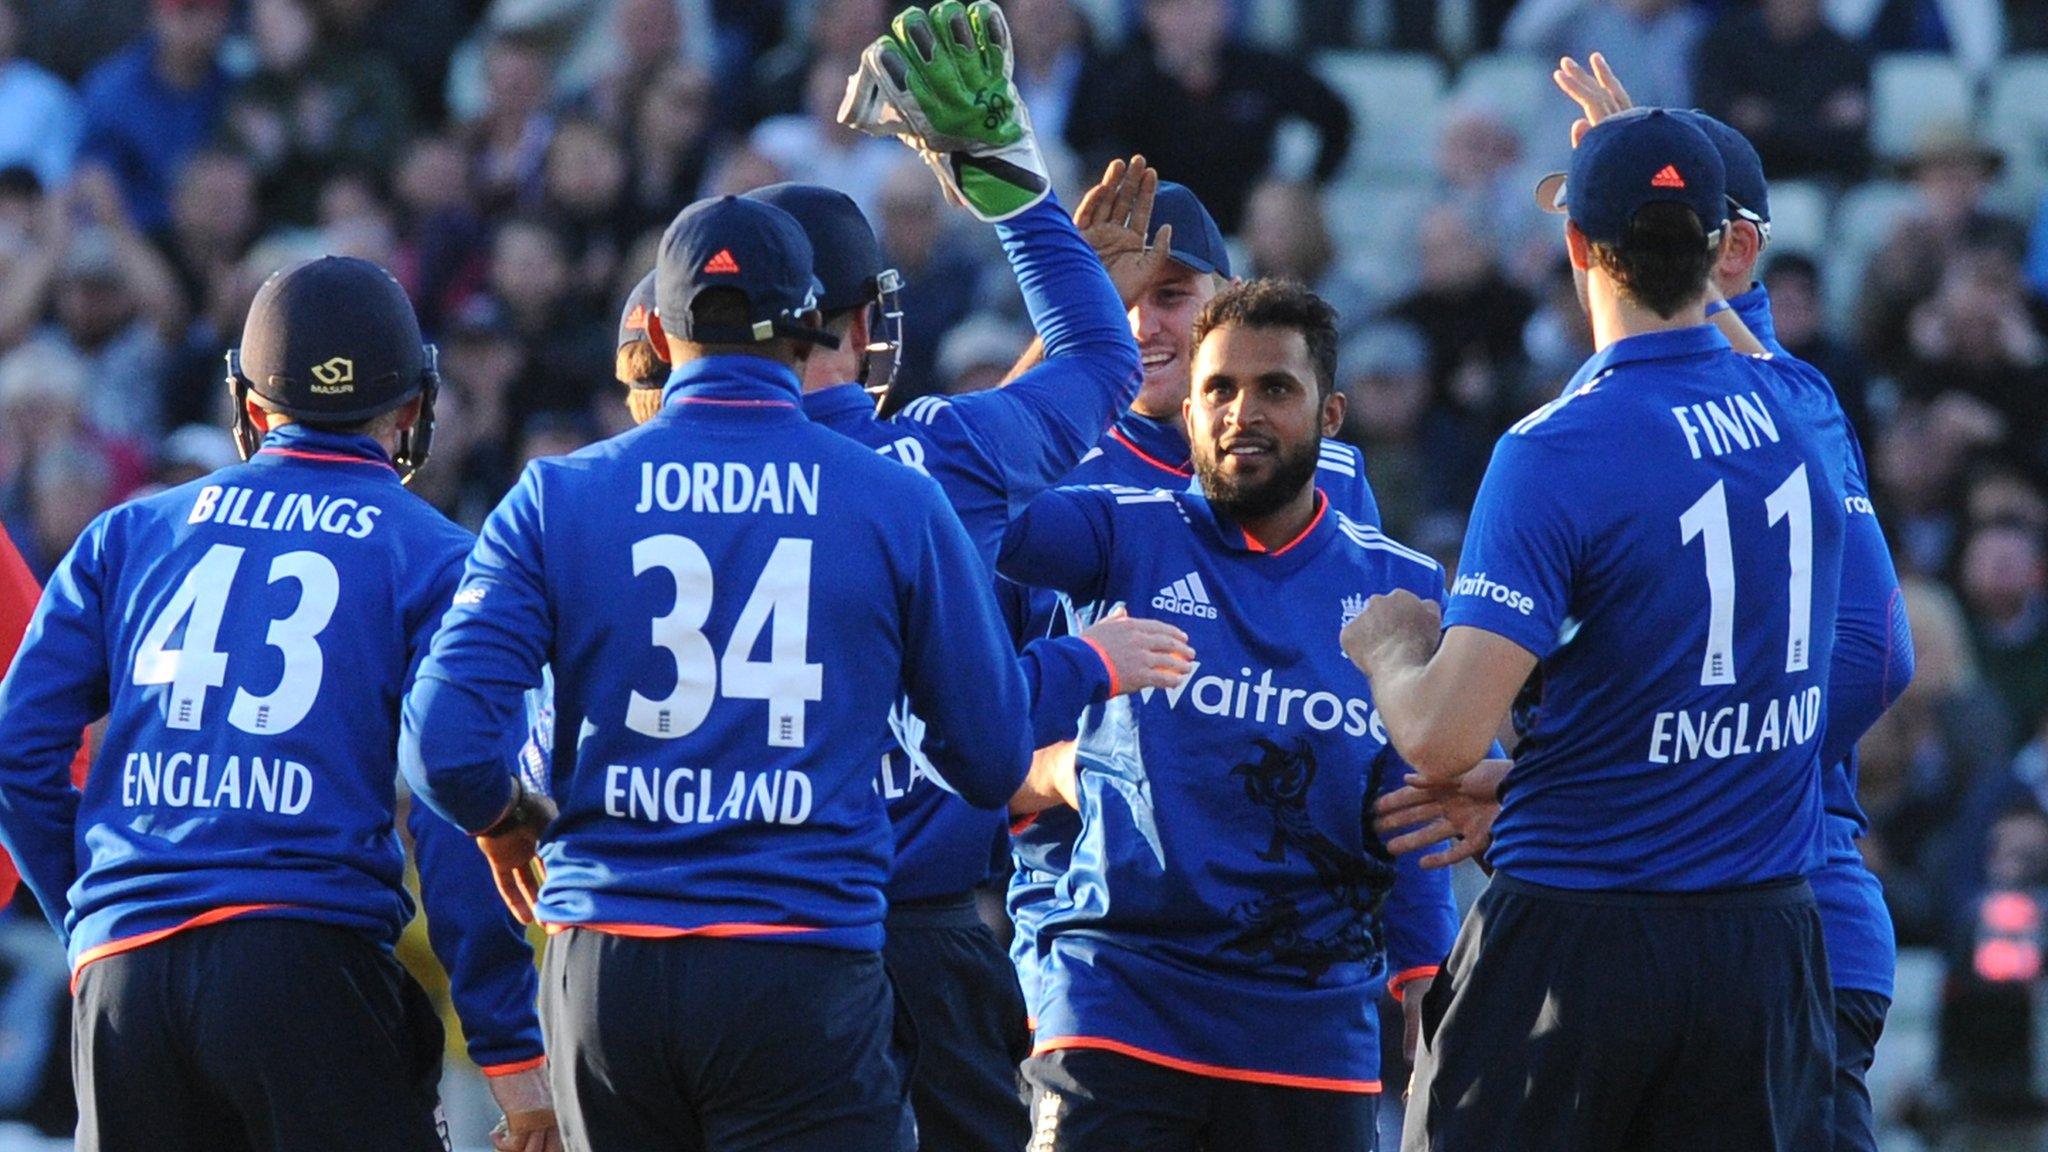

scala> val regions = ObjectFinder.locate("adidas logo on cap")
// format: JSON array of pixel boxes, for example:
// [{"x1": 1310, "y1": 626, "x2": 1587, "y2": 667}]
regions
[
  {"x1": 1151, "y1": 571, "x2": 1219, "y2": 619},
  {"x1": 1650, "y1": 164, "x2": 1686, "y2": 189},
  {"x1": 703, "y1": 249, "x2": 740, "y2": 274}
]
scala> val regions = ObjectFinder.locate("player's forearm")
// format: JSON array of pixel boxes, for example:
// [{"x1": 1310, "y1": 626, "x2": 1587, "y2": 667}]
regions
[
  {"x1": 1010, "y1": 740, "x2": 1078, "y2": 816},
  {"x1": 1368, "y1": 657, "x2": 1497, "y2": 783},
  {"x1": 997, "y1": 193, "x2": 1137, "y2": 370},
  {"x1": 401, "y1": 675, "x2": 522, "y2": 834},
  {"x1": 1019, "y1": 636, "x2": 1113, "y2": 749},
  {"x1": 409, "y1": 800, "x2": 545, "y2": 1070}
]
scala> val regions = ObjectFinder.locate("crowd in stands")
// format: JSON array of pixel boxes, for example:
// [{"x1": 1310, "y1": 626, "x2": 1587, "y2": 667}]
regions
[{"x1": 1, "y1": 0, "x2": 2047, "y2": 1133}]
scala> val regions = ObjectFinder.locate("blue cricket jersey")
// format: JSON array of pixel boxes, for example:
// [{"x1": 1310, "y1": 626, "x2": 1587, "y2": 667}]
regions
[
  {"x1": 998, "y1": 485, "x2": 1457, "y2": 1090},
  {"x1": 402, "y1": 357, "x2": 1036, "y2": 952},
  {"x1": 1732, "y1": 285, "x2": 1914, "y2": 997},
  {"x1": 799, "y1": 194, "x2": 1139, "y2": 901},
  {"x1": 0, "y1": 425, "x2": 542, "y2": 1071},
  {"x1": 1449, "y1": 324, "x2": 1849, "y2": 892},
  {"x1": 1005, "y1": 411, "x2": 1386, "y2": 1020}
]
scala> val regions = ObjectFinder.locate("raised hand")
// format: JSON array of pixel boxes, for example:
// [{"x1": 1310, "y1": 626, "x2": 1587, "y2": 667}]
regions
[
  {"x1": 1072, "y1": 155, "x2": 1175, "y2": 308},
  {"x1": 1555, "y1": 52, "x2": 1635, "y2": 147},
  {"x1": 1079, "y1": 605, "x2": 1196, "y2": 695}
]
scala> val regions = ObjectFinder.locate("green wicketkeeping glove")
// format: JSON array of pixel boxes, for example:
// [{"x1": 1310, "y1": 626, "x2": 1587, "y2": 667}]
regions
[{"x1": 838, "y1": 0, "x2": 1050, "y2": 222}]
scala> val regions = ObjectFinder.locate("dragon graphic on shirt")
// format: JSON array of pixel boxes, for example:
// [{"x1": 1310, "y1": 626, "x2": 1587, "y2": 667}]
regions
[{"x1": 1224, "y1": 737, "x2": 1396, "y2": 980}]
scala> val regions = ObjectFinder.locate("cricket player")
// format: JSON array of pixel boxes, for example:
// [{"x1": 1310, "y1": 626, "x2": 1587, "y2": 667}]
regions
[
  {"x1": 998, "y1": 279, "x2": 1458, "y2": 1151},
  {"x1": 0, "y1": 257, "x2": 554, "y2": 1151},
  {"x1": 1346, "y1": 108, "x2": 1850, "y2": 1151},
  {"x1": 399, "y1": 193, "x2": 1129, "y2": 1151},
  {"x1": 615, "y1": 270, "x2": 666, "y2": 423},
  {"x1": 1547, "y1": 62, "x2": 1915, "y2": 1151}
]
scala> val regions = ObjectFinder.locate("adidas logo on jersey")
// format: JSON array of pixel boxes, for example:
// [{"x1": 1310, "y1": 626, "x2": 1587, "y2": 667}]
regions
[{"x1": 1152, "y1": 571, "x2": 1219, "y2": 619}]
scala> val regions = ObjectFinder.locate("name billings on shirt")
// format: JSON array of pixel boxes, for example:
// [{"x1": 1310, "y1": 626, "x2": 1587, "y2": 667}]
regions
[
  {"x1": 120, "y1": 750, "x2": 314, "y2": 814},
  {"x1": 1142, "y1": 663, "x2": 1385, "y2": 739},
  {"x1": 188, "y1": 485, "x2": 380, "y2": 537},
  {"x1": 1669, "y1": 392, "x2": 1781, "y2": 460},
  {"x1": 1647, "y1": 686, "x2": 1823, "y2": 765},
  {"x1": 635, "y1": 461, "x2": 821, "y2": 515},
  {"x1": 604, "y1": 764, "x2": 813, "y2": 825}
]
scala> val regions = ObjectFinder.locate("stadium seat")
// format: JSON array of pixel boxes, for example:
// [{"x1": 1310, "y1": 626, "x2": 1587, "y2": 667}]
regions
[
  {"x1": 1870, "y1": 53, "x2": 1975, "y2": 163},
  {"x1": 1447, "y1": 53, "x2": 1557, "y2": 154},
  {"x1": 1761, "y1": 180, "x2": 1831, "y2": 255},
  {"x1": 1825, "y1": 180, "x2": 1919, "y2": 332},
  {"x1": 1984, "y1": 55, "x2": 2048, "y2": 198},
  {"x1": 1316, "y1": 52, "x2": 1449, "y2": 183}
]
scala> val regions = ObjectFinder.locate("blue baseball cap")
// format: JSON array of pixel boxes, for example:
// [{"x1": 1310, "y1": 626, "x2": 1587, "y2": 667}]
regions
[
  {"x1": 744, "y1": 183, "x2": 892, "y2": 314},
  {"x1": 1671, "y1": 109, "x2": 1768, "y2": 228},
  {"x1": 1150, "y1": 181, "x2": 1231, "y2": 278},
  {"x1": 655, "y1": 196, "x2": 837, "y2": 347},
  {"x1": 1532, "y1": 107, "x2": 1727, "y2": 246},
  {"x1": 616, "y1": 269, "x2": 656, "y2": 349}
]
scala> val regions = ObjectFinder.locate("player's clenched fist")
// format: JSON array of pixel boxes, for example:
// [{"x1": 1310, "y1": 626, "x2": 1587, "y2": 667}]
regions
[
  {"x1": 475, "y1": 777, "x2": 558, "y2": 924},
  {"x1": 1340, "y1": 587, "x2": 1443, "y2": 680},
  {"x1": 1080, "y1": 606, "x2": 1197, "y2": 695}
]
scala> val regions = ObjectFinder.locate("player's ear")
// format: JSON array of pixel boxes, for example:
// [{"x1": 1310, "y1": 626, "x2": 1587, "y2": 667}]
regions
[
  {"x1": 1321, "y1": 386, "x2": 1345, "y2": 437},
  {"x1": 246, "y1": 398, "x2": 275, "y2": 435},
  {"x1": 393, "y1": 395, "x2": 424, "y2": 433},
  {"x1": 1563, "y1": 221, "x2": 1591, "y2": 272}
]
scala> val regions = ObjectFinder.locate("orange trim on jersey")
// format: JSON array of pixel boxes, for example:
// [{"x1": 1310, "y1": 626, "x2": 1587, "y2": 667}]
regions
[
  {"x1": 257, "y1": 447, "x2": 395, "y2": 470},
  {"x1": 1241, "y1": 492, "x2": 1329, "y2": 557},
  {"x1": 69, "y1": 903, "x2": 288, "y2": 990},
  {"x1": 543, "y1": 921, "x2": 821, "y2": 940},
  {"x1": 1077, "y1": 634, "x2": 1121, "y2": 697},
  {"x1": 481, "y1": 1055, "x2": 548, "y2": 1078},
  {"x1": 1107, "y1": 430, "x2": 1191, "y2": 478},
  {"x1": 1010, "y1": 812, "x2": 1040, "y2": 836},
  {"x1": 1033, "y1": 1035, "x2": 1382, "y2": 1094},
  {"x1": 1388, "y1": 965, "x2": 1440, "y2": 1002}
]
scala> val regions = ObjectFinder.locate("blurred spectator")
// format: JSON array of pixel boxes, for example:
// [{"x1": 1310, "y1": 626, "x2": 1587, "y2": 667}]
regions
[
  {"x1": 1336, "y1": 322, "x2": 1437, "y2": 536},
  {"x1": 1860, "y1": 577, "x2": 2017, "y2": 945},
  {"x1": 1858, "y1": 126, "x2": 2026, "y2": 373},
  {"x1": 149, "y1": 422, "x2": 237, "y2": 489},
  {"x1": 12, "y1": 0, "x2": 148, "y2": 86},
  {"x1": 1876, "y1": 399, "x2": 2003, "y2": 576},
  {"x1": 1898, "y1": 246, "x2": 2048, "y2": 467},
  {"x1": 745, "y1": 0, "x2": 885, "y2": 127},
  {"x1": 325, "y1": 0, "x2": 475, "y2": 126},
  {"x1": 1435, "y1": 99, "x2": 1548, "y2": 289},
  {"x1": 1065, "y1": 0, "x2": 1351, "y2": 234},
  {"x1": 1520, "y1": 253, "x2": 1594, "y2": 402},
  {"x1": 516, "y1": 409, "x2": 598, "y2": 467},
  {"x1": 1968, "y1": 466, "x2": 2048, "y2": 535},
  {"x1": 1501, "y1": 0, "x2": 1703, "y2": 111},
  {"x1": 1007, "y1": 0, "x2": 1094, "y2": 196},
  {"x1": 1960, "y1": 520, "x2": 2048, "y2": 735},
  {"x1": 700, "y1": 142, "x2": 787, "y2": 200},
  {"x1": 156, "y1": 147, "x2": 261, "y2": 325},
  {"x1": 1243, "y1": 179, "x2": 1375, "y2": 334},
  {"x1": 0, "y1": 167, "x2": 184, "y2": 440},
  {"x1": 587, "y1": 0, "x2": 689, "y2": 129},
  {"x1": 749, "y1": 57, "x2": 901, "y2": 221},
  {"x1": 1692, "y1": 0, "x2": 1870, "y2": 183},
  {"x1": 391, "y1": 134, "x2": 491, "y2": 333},
  {"x1": 1388, "y1": 208, "x2": 1535, "y2": 431},
  {"x1": 878, "y1": 159, "x2": 986, "y2": 400},
  {"x1": 625, "y1": 62, "x2": 719, "y2": 236},
  {"x1": 487, "y1": 215, "x2": 611, "y2": 420},
  {"x1": 1, "y1": 434, "x2": 119, "y2": 581},
  {"x1": 221, "y1": 0, "x2": 413, "y2": 225},
  {"x1": 935, "y1": 316, "x2": 1029, "y2": 395},
  {"x1": 464, "y1": 30, "x2": 557, "y2": 214},
  {"x1": 0, "y1": 0, "x2": 83, "y2": 188},
  {"x1": 0, "y1": 341, "x2": 147, "y2": 510},
  {"x1": 1764, "y1": 252, "x2": 1874, "y2": 439},
  {"x1": 434, "y1": 297, "x2": 527, "y2": 526},
  {"x1": 76, "y1": 0, "x2": 234, "y2": 232},
  {"x1": 541, "y1": 116, "x2": 631, "y2": 302}
]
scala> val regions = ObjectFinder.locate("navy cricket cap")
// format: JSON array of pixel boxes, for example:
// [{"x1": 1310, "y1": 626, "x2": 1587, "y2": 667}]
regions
[
  {"x1": 1150, "y1": 182, "x2": 1231, "y2": 278},
  {"x1": 1671, "y1": 109, "x2": 1768, "y2": 227},
  {"x1": 744, "y1": 182, "x2": 888, "y2": 314},
  {"x1": 1532, "y1": 107, "x2": 1727, "y2": 247},
  {"x1": 236, "y1": 255, "x2": 428, "y2": 422},
  {"x1": 655, "y1": 196, "x2": 837, "y2": 347},
  {"x1": 617, "y1": 270, "x2": 656, "y2": 349}
]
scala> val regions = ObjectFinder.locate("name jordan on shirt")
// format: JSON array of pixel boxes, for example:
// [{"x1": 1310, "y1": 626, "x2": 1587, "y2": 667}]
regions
[{"x1": 635, "y1": 461, "x2": 821, "y2": 516}]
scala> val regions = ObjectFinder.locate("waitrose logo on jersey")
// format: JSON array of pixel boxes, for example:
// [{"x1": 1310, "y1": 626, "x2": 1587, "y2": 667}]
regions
[
  {"x1": 1139, "y1": 663, "x2": 1385, "y2": 740},
  {"x1": 1453, "y1": 571, "x2": 1534, "y2": 615}
]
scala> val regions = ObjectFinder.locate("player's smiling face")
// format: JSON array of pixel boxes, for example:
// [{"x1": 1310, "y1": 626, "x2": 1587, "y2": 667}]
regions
[
  {"x1": 1187, "y1": 323, "x2": 1341, "y2": 520},
  {"x1": 1130, "y1": 262, "x2": 1221, "y2": 418}
]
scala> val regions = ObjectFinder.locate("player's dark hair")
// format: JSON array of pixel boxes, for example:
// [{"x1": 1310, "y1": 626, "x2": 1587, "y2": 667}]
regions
[
  {"x1": 1588, "y1": 203, "x2": 1717, "y2": 319},
  {"x1": 679, "y1": 287, "x2": 805, "y2": 366},
  {"x1": 1191, "y1": 278, "x2": 1339, "y2": 399},
  {"x1": 615, "y1": 340, "x2": 666, "y2": 387}
]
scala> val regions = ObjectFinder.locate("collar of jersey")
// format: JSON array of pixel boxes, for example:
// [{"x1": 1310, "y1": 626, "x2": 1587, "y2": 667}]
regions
[
  {"x1": 1109, "y1": 410, "x2": 1191, "y2": 477},
  {"x1": 1205, "y1": 489, "x2": 1332, "y2": 559},
  {"x1": 252, "y1": 424, "x2": 396, "y2": 472},
  {"x1": 660, "y1": 356, "x2": 803, "y2": 409},
  {"x1": 1578, "y1": 323, "x2": 1732, "y2": 383},
  {"x1": 798, "y1": 381, "x2": 876, "y2": 428},
  {"x1": 1726, "y1": 282, "x2": 1785, "y2": 354}
]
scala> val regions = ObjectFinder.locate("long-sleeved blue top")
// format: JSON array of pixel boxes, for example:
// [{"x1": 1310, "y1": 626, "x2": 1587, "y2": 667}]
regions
[
  {"x1": 402, "y1": 357, "x2": 1038, "y2": 951},
  {"x1": 800, "y1": 193, "x2": 1141, "y2": 901},
  {"x1": 1731, "y1": 283, "x2": 1914, "y2": 998},
  {"x1": 0, "y1": 425, "x2": 542, "y2": 1071}
]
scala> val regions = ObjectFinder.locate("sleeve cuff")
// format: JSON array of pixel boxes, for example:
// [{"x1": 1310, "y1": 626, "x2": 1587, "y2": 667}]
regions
[
  {"x1": 1388, "y1": 965, "x2": 1441, "y2": 1002},
  {"x1": 480, "y1": 1054, "x2": 547, "y2": 1078},
  {"x1": 1076, "y1": 633, "x2": 1120, "y2": 698}
]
